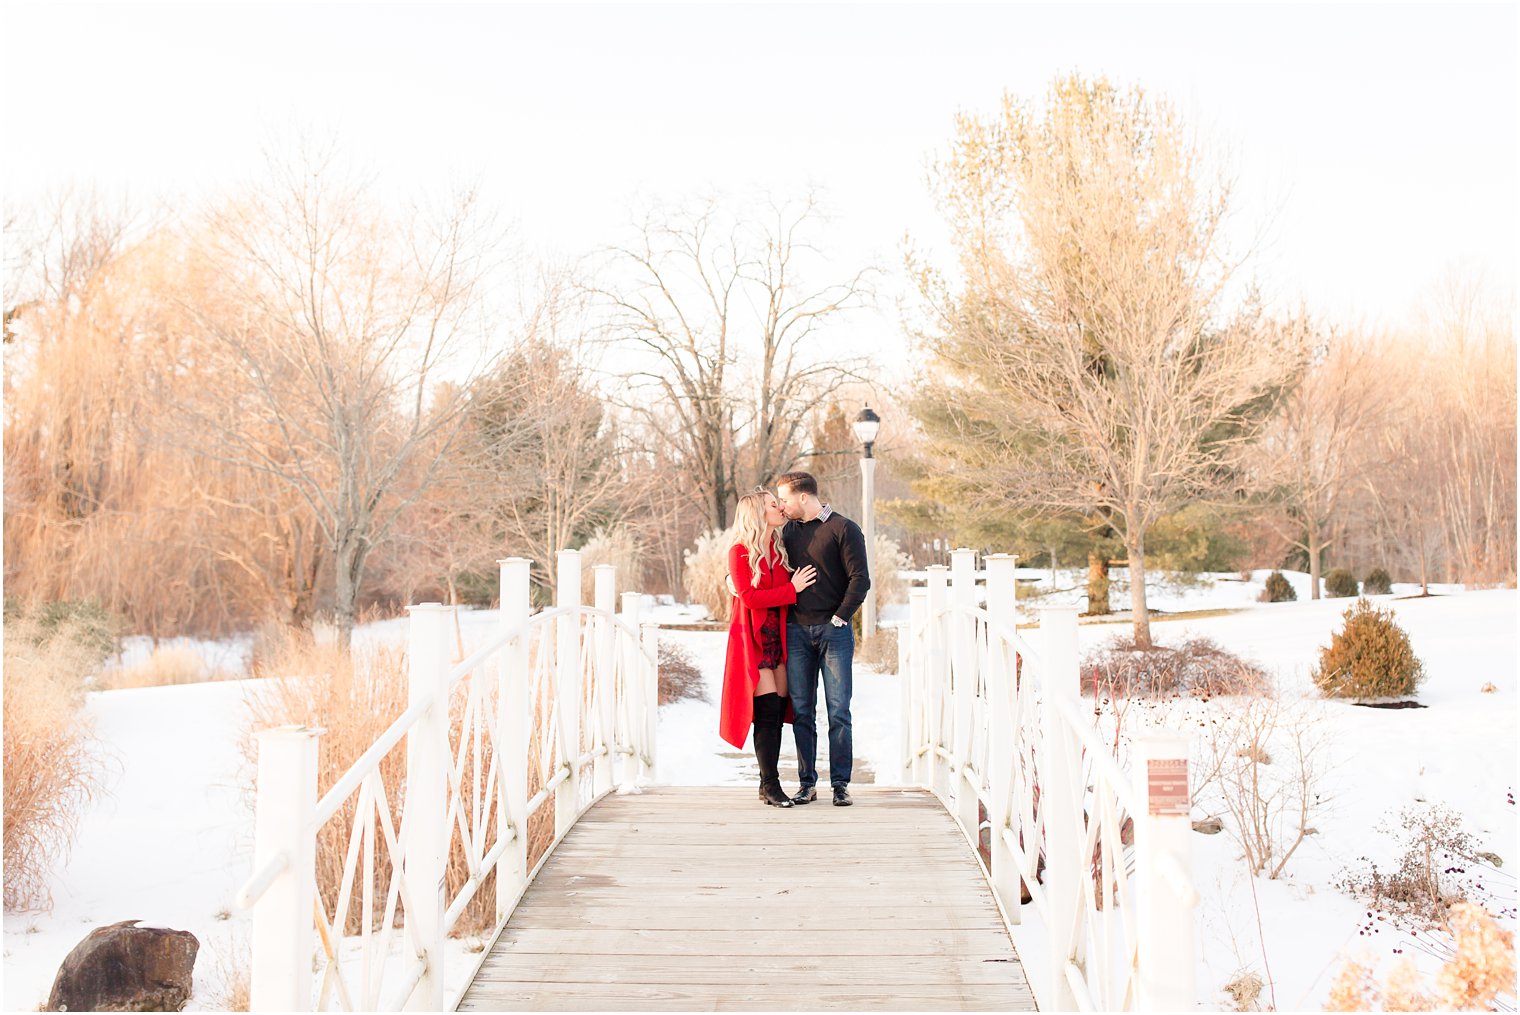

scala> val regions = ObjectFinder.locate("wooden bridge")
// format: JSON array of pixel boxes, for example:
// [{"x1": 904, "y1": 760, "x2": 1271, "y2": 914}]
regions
[
  {"x1": 237, "y1": 549, "x2": 1199, "y2": 1013},
  {"x1": 458, "y1": 787, "x2": 1034, "y2": 1011}
]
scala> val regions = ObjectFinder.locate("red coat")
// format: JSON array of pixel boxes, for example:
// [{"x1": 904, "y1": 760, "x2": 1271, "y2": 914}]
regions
[{"x1": 718, "y1": 543, "x2": 796, "y2": 749}]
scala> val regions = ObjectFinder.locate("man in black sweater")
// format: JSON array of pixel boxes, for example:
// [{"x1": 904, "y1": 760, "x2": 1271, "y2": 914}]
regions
[{"x1": 775, "y1": 471, "x2": 871, "y2": 806}]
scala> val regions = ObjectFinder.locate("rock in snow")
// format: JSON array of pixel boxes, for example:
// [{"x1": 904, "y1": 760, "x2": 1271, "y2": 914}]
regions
[{"x1": 46, "y1": 920, "x2": 199, "y2": 1013}]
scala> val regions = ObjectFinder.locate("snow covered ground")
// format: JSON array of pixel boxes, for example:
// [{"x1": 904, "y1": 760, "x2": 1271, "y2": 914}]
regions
[
  {"x1": 1058, "y1": 584, "x2": 1517, "y2": 1012},
  {"x1": 2, "y1": 679, "x2": 257, "y2": 1010},
  {"x1": 3, "y1": 573, "x2": 1515, "y2": 1011}
]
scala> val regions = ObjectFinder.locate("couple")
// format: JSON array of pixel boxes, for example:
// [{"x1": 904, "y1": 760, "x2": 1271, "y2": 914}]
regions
[{"x1": 717, "y1": 471, "x2": 871, "y2": 809}]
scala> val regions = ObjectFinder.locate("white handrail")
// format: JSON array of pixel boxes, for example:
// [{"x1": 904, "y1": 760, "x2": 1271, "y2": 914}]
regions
[
  {"x1": 241, "y1": 550, "x2": 660, "y2": 1012},
  {"x1": 900, "y1": 547, "x2": 1197, "y2": 1013},
  {"x1": 235, "y1": 850, "x2": 288, "y2": 909},
  {"x1": 940, "y1": 601, "x2": 1043, "y2": 667},
  {"x1": 1053, "y1": 696, "x2": 1141, "y2": 816},
  {"x1": 241, "y1": 601, "x2": 662, "y2": 894}
]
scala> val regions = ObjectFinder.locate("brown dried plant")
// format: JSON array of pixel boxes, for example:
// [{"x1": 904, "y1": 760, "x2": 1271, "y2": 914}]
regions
[
  {"x1": 2, "y1": 610, "x2": 107, "y2": 910},
  {"x1": 1325, "y1": 903, "x2": 1516, "y2": 1012},
  {"x1": 1083, "y1": 635, "x2": 1272, "y2": 699},
  {"x1": 1199, "y1": 693, "x2": 1325, "y2": 880},
  {"x1": 243, "y1": 622, "x2": 571, "y2": 938}
]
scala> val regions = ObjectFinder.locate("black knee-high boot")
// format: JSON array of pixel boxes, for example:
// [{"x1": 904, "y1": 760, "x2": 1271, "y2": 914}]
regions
[{"x1": 752, "y1": 693, "x2": 792, "y2": 808}]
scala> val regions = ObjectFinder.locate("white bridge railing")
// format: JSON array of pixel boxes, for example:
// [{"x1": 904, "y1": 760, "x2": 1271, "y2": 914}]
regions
[
  {"x1": 899, "y1": 549, "x2": 1199, "y2": 1012},
  {"x1": 236, "y1": 549, "x2": 658, "y2": 1011}
]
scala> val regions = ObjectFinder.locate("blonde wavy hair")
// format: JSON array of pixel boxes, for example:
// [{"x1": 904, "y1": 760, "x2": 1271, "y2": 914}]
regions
[{"x1": 732, "y1": 489, "x2": 791, "y2": 587}]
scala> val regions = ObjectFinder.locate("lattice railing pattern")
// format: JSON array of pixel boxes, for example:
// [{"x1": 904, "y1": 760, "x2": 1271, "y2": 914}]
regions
[
  {"x1": 899, "y1": 549, "x2": 1199, "y2": 1013},
  {"x1": 238, "y1": 550, "x2": 658, "y2": 1012}
]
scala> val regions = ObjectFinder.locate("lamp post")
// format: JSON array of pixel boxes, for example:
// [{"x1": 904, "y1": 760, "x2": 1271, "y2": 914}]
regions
[{"x1": 853, "y1": 404, "x2": 881, "y2": 641}]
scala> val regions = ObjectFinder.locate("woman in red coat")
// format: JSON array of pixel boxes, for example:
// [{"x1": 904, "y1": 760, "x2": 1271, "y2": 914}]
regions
[{"x1": 719, "y1": 490, "x2": 817, "y2": 807}]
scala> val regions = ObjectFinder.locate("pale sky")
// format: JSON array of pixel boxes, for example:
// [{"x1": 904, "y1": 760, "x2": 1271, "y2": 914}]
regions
[{"x1": 4, "y1": 2, "x2": 1516, "y2": 373}]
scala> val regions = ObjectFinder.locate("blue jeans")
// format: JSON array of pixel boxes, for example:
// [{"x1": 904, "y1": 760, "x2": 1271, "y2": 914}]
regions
[{"x1": 785, "y1": 621, "x2": 853, "y2": 789}]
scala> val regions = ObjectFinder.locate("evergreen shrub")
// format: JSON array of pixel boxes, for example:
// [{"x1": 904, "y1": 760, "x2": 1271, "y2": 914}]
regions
[
  {"x1": 1313, "y1": 598, "x2": 1425, "y2": 699},
  {"x1": 1262, "y1": 570, "x2": 1297, "y2": 603},
  {"x1": 1363, "y1": 567, "x2": 1393, "y2": 595},
  {"x1": 1324, "y1": 568, "x2": 1359, "y2": 598}
]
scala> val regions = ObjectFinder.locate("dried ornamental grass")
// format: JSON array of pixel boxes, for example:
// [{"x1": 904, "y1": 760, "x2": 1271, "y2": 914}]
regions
[
  {"x1": 242, "y1": 631, "x2": 411, "y2": 935},
  {"x1": 97, "y1": 645, "x2": 214, "y2": 690},
  {"x1": 683, "y1": 528, "x2": 735, "y2": 623},
  {"x1": 1223, "y1": 969, "x2": 1264, "y2": 1011},
  {"x1": 244, "y1": 624, "x2": 570, "y2": 938},
  {"x1": 2, "y1": 613, "x2": 107, "y2": 910},
  {"x1": 578, "y1": 526, "x2": 647, "y2": 606}
]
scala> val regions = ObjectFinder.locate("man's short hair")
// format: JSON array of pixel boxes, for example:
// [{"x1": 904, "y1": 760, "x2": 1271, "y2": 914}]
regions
[{"x1": 776, "y1": 471, "x2": 818, "y2": 497}]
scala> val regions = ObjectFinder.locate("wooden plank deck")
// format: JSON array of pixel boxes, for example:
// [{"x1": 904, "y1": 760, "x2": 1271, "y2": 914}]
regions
[{"x1": 457, "y1": 787, "x2": 1036, "y2": 1011}]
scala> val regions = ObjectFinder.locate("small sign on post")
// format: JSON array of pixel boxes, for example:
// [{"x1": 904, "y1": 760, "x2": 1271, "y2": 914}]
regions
[
  {"x1": 1135, "y1": 736, "x2": 1197, "y2": 1010},
  {"x1": 1146, "y1": 757, "x2": 1189, "y2": 817}
]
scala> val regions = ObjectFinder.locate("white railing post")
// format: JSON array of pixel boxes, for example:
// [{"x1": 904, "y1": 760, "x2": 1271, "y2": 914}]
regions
[
  {"x1": 949, "y1": 548, "x2": 980, "y2": 844},
  {"x1": 641, "y1": 623, "x2": 660, "y2": 778},
  {"x1": 1133, "y1": 733, "x2": 1198, "y2": 1012},
  {"x1": 554, "y1": 550, "x2": 582, "y2": 838},
  {"x1": 495, "y1": 558, "x2": 531, "y2": 925},
  {"x1": 1039, "y1": 607, "x2": 1088, "y2": 1008},
  {"x1": 620, "y1": 592, "x2": 647, "y2": 785},
  {"x1": 248, "y1": 726, "x2": 320, "y2": 1013},
  {"x1": 403, "y1": 603, "x2": 452, "y2": 1012},
  {"x1": 592, "y1": 565, "x2": 618, "y2": 797},
  {"x1": 984, "y1": 553, "x2": 1019, "y2": 923},
  {"x1": 903, "y1": 587, "x2": 929, "y2": 786},
  {"x1": 925, "y1": 565, "x2": 951, "y2": 805},
  {"x1": 1038, "y1": 604, "x2": 1083, "y2": 1013}
]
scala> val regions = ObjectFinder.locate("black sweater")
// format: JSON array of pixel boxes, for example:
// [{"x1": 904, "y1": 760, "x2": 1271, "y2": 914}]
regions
[{"x1": 781, "y1": 511, "x2": 872, "y2": 625}]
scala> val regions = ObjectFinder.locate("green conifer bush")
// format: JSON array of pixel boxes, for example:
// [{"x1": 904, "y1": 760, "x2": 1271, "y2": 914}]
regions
[
  {"x1": 1324, "y1": 568, "x2": 1359, "y2": 598},
  {"x1": 1313, "y1": 598, "x2": 1425, "y2": 699},
  {"x1": 1263, "y1": 570, "x2": 1297, "y2": 603}
]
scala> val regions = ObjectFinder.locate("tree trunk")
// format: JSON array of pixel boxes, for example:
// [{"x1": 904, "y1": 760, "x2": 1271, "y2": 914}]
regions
[
  {"x1": 1127, "y1": 533, "x2": 1152, "y2": 649},
  {"x1": 1085, "y1": 549, "x2": 1111, "y2": 616},
  {"x1": 334, "y1": 538, "x2": 367, "y2": 653},
  {"x1": 1418, "y1": 528, "x2": 1430, "y2": 597},
  {"x1": 712, "y1": 476, "x2": 728, "y2": 532},
  {"x1": 1306, "y1": 517, "x2": 1323, "y2": 600}
]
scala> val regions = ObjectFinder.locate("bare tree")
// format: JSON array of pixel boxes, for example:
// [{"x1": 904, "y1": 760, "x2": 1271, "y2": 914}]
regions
[
  {"x1": 591, "y1": 195, "x2": 872, "y2": 531},
  {"x1": 376, "y1": 427, "x2": 500, "y2": 606},
  {"x1": 182, "y1": 143, "x2": 505, "y2": 648},
  {"x1": 3, "y1": 185, "x2": 136, "y2": 343},
  {"x1": 454, "y1": 288, "x2": 632, "y2": 596},
  {"x1": 916, "y1": 75, "x2": 1304, "y2": 647},
  {"x1": 4, "y1": 212, "x2": 313, "y2": 637},
  {"x1": 1419, "y1": 275, "x2": 1517, "y2": 585},
  {"x1": 1356, "y1": 279, "x2": 1516, "y2": 591},
  {"x1": 1366, "y1": 385, "x2": 1447, "y2": 595},
  {"x1": 1260, "y1": 327, "x2": 1389, "y2": 598}
]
